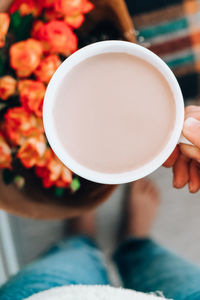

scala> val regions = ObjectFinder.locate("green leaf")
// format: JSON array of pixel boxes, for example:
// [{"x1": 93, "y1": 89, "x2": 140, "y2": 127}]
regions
[
  {"x1": 9, "y1": 11, "x2": 34, "y2": 41},
  {"x1": 9, "y1": 11, "x2": 21, "y2": 31},
  {"x1": 70, "y1": 177, "x2": 81, "y2": 193},
  {"x1": 2, "y1": 169, "x2": 14, "y2": 185},
  {"x1": 0, "y1": 103, "x2": 7, "y2": 110},
  {"x1": 54, "y1": 187, "x2": 64, "y2": 197},
  {"x1": 0, "y1": 53, "x2": 5, "y2": 77},
  {"x1": 14, "y1": 175, "x2": 25, "y2": 189}
]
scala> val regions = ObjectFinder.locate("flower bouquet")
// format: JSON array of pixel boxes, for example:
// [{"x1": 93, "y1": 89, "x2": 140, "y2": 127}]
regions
[{"x1": 0, "y1": 0, "x2": 135, "y2": 219}]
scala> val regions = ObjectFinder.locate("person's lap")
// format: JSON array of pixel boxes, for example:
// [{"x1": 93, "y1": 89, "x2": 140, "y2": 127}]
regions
[
  {"x1": 114, "y1": 238, "x2": 200, "y2": 300},
  {"x1": 1, "y1": 235, "x2": 200, "y2": 300},
  {"x1": 1, "y1": 180, "x2": 200, "y2": 300},
  {"x1": 0, "y1": 237, "x2": 109, "y2": 300}
]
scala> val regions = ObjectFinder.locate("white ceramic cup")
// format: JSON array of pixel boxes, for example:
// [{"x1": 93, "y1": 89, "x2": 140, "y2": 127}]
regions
[{"x1": 43, "y1": 40, "x2": 191, "y2": 185}]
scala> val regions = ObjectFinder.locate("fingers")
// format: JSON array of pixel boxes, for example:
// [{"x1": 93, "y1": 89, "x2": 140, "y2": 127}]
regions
[
  {"x1": 163, "y1": 146, "x2": 180, "y2": 168},
  {"x1": 165, "y1": 106, "x2": 200, "y2": 192},
  {"x1": 185, "y1": 105, "x2": 200, "y2": 121},
  {"x1": 183, "y1": 117, "x2": 200, "y2": 148},
  {"x1": 173, "y1": 154, "x2": 190, "y2": 188},
  {"x1": 180, "y1": 144, "x2": 200, "y2": 162},
  {"x1": 189, "y1": 160, "x2": 200, "y2": 193}
]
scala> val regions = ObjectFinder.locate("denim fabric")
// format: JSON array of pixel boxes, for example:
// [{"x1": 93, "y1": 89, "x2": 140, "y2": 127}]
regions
[
  {"x1": 114, "y1": 238, "x2": 200, "y2": 300},
  {"x1": 1, "y1": 236, "x2": 200, "y2": 300},
  {"x1": 0, "y1": 236, "x2": 109, "y2": 300}
]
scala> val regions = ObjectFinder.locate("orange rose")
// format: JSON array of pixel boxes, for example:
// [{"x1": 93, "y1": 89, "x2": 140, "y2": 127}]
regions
[
  {"x1": 0, "y1": 76, "x2": 17, "y2": 100},
  {"x1": 54, "y1": 166, "x2": 73, "y2": 187},
  {"x1": 9, "y1": 0, "x2": 42, "y2": 17},
  {"x1": 0, "y1": 13, "x2": 10, "y2": 48},
  {"x1": 55, "y1": 0, "x2": 94, "y2": 17},
  {"x1": 35, "y1": 165, "x2": 53, "y2": 188},
  {"x1": 44, "y1": 8, "x2": 63, "y2": 21},
  {"x1": 35, "y1": 149, "x2": 72, "y2": 188},
  {"x1": 82, "y1": 0, "x2": 94, "y2": 14},
  {"x1": 32, "y1": 20, "x2": 77, "y2": 56},
  {"x1": 5, "y1": 107, "x2": 44, "y2": 145},
  {"x1": 10, "y1": 38, "x2": 43, "y2": 77},
  {"x1": 0, "y1": 133, "x2": 12, "y2": 169},
  {"x1": 18, "y1": 80, "x2": 46, "y2": 117},
  {"x1": 40, "y1": 0, "x2": 55, "y2": 8},
  {"x1": 34, "y1": 55, "x2": 61, "y2": 83},
  {"x1": 31, "y1": 20, "x2": 43, "y2": 38},
  {"x1": 17, "y1": 135, "x2": 46, "y2": 168},
  {"x1": 54, "y1": 0, "x2": 93, "y2": 29},
  {"x1": 64, "y1": 13, "x2": 85, "y2": 29}
]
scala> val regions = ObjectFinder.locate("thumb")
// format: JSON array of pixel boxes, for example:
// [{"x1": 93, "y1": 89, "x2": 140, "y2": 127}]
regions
[{"x1": 183, "y1": 117, "x2": 200, "y2": 148}]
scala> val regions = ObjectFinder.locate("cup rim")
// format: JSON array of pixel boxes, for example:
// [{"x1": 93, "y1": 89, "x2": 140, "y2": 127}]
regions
[{"x1": 43, "y1": 40, "x2": 184, "y2": 184}]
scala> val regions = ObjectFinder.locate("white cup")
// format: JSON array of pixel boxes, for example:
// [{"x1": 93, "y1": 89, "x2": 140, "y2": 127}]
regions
[{"x1": 43, "y1": 40, "x2": 190, "y2": 185}]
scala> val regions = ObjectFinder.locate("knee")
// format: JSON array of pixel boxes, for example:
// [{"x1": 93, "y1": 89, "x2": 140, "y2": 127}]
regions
[
  {"x1": 0, "y1": 283, "x2": 29, "y2": 300},
  {"x1": 175, "y1": 289, "x2": 200, "y2": 300}
]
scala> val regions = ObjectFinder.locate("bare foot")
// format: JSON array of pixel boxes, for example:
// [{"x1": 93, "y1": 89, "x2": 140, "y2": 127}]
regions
[
  {"x1": 68, "y1": 210, "x2": 96, "y2": 238},
  {"x1": 125, "y1": 179, "x2": 160, "y2": 238}
]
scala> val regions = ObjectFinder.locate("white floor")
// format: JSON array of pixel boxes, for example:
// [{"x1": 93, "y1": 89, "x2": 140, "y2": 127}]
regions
[
  {"x1": 98, "y1": 166, "x2": 200, "y2": 265},
  {"x1": 1, "y1": 165, "x2": 200, "y2": 285},
  {"x1": 151, "y1": 167, "x2": 200, "y2": 264}
]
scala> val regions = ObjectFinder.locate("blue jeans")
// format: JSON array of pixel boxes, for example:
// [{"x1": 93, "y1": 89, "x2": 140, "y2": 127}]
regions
[{"x1": 1, "y1": 236, "x2": 200, "y2": 300}]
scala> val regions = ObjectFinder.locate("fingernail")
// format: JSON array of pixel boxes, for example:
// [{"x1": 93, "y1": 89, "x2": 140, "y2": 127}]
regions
[
  {"x1": 183, "y1": 117, "x2": 199, "y2": 131},
  {"x1": 173, "y1": 178, "x2": 180, "y2": 189},
  {"x1": 189, "y1": 183, "x2": 193, "y2": 192},
  {"x1": 189, "y1": 184, "x2": 195, "y2": 193}
]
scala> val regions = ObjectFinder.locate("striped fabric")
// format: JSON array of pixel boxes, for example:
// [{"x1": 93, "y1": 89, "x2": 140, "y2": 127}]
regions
[{"x1": 125, "y1": 0, "x2": 200, "y2": 103}]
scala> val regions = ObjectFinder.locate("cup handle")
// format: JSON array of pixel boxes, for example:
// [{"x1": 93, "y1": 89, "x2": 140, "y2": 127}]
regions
[{"x1": 178, "y1": 135, "x2": 193, "y2": 145}]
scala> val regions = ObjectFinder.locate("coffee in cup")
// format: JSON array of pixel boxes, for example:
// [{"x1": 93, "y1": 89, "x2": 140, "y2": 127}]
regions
[{"x1": 43, "y1": 41, "x2": 188, "y2": 184}]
